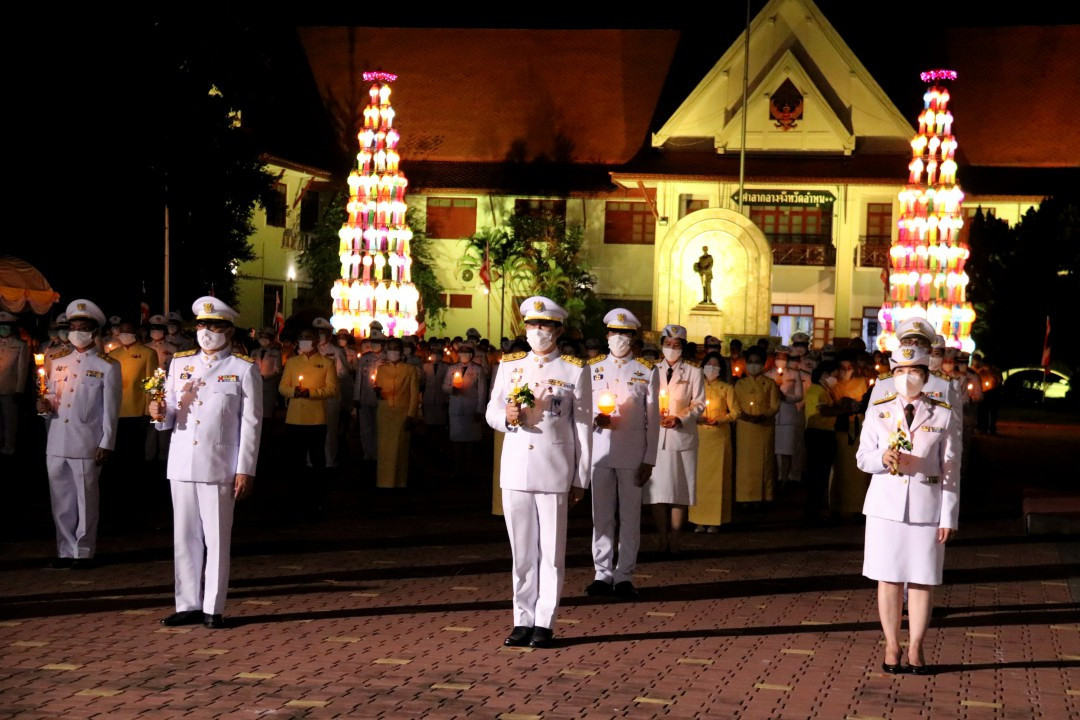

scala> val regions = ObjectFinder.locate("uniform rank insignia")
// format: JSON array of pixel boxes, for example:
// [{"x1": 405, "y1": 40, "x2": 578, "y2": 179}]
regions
[
  {"x1": 547, "y1": 379, "x2": 574, "y2": 389},
  {"x1": 593, "y1": 370, "x2": 604, "y2": 381},
  {"x1": 180, "y1": 373, "x2": 192, "y2": 380},
  {"x1": 85, "y1": 370, "x2": 103, "y2": 378},
  {"x1": 878, "y1": 411, "x2": 891, "y2": 419},
  {"x1": 920, "y1": 426, "x2": 944, "y2": 432},
  {"x1": 217, "y1": 375, "x2": 239, "y2": 382},
  {"x1": 922, "y1": 476, "x2": 940, "y2": 485},
  {"x1": 184, "y1": 366, "x2": 195, "y2": 373}
]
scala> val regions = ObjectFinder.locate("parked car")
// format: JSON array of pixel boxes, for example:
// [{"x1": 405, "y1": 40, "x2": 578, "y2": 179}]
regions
[{"x1": 1001, "y1": 367, "x2": 1071, "y2": 405}]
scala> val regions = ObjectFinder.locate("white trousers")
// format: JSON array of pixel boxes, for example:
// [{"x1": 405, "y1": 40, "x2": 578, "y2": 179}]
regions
[
  {"x1": 324, "y1": 395, "x2": 341, "y2": 467},
  {"x1": 0, "y1": 394, "x2": 17, "y2": 455},
  {"x1": 502, "y1": 489, "x2": 568, "y2": 630},
  {"x1": 46, "y1": 456, "x2": 101, "y2": 559},
  {"x1": 591, "y1": 466, "x2": 642, "y2": 584},
  {"x1": 170, "y1": 480, "x2": 235, "y2": 615}
]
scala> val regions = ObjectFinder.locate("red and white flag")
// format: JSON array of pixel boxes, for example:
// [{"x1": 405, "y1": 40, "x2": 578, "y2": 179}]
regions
[
  {"x1": 1041, "y1": 315, "x2": 1052, "y2": 369},
  {"x1": 273, "y1": 291, "x2": 285, "y2": 339},
  {"x1": 478, "y1": 241, "x2": 491, "y2": 291},
  {"x1": 139, "y1": 281, "x2": 150, "y2": 325}
]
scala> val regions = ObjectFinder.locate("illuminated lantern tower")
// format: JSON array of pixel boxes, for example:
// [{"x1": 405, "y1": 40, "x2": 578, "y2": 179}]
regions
[
  {"x1": 878, "y1": 69, "x2": 975, "y2": 352},
  {"x1": 330, "y1": 71, "x2": 419, "y2": 338}
]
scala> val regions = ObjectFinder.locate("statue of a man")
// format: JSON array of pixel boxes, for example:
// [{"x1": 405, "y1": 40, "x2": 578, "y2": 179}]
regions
[{"x1": 693, "y1": 246, "x2": 714, "y2": 303}]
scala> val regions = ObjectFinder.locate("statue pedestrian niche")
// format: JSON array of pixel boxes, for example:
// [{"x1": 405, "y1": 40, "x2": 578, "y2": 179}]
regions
[{"x1": 693, "y1": 247, "x2": 715, "y2": 304}]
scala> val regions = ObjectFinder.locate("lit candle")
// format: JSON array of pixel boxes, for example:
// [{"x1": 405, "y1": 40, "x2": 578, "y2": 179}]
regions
[
  {"x1": 453, "y1": 371, "x2": 463, "y2": 389},
  {"x1": 869, "y1": 378, "x2": 876, "y2": 387},
  {"x1": 967, "y1": 382, "x2": 974, "y2": 391},
  {"x1": 597, "y1": 391, "x2": 616, "y2": 416},
  {"x1": 34, "y1": 353, "x2": 47, "y2": 397},
  {"x1": 705, "y1": 398, "x2": 712, "y2": 422},
  {"x1": 297, "y1": 375, "x2": 304, "y2": 391},
  {"x1": 659, "y1": 389, "x2": 669, "y2": 416}
]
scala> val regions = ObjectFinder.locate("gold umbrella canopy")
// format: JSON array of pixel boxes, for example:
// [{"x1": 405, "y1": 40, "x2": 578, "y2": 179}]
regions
[{"x1": 0, "y1": 255, "x2": 60, "y2": 314}]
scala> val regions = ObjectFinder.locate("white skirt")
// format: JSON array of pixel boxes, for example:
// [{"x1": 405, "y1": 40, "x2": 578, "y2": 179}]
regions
[
  {"x1": 643, "y1": 447, "x2": 696, "y2": 505},
  {"x1": 863, "y1": 515, "x2": 945, "y2": 586}
]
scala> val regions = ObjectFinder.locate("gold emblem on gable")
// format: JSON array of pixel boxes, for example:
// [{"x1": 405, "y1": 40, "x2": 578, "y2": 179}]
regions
[{"x1": 533, "y1": 300, "x2": 544, "y2": 311}]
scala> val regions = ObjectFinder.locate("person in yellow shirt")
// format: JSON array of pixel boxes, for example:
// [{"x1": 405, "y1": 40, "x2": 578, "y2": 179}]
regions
[
  {"x1": 108, "y1": 320, "x2": 161, "y2": 518},
  {"x1": 373, "y1": 337, "x2": 420, "y2": 488},
  {"x1": 278, "y1": 327, "x2": 338, "y2": 514},
  {"x1": 733, "y1": 346, "x2": 781, "y2": 505}
]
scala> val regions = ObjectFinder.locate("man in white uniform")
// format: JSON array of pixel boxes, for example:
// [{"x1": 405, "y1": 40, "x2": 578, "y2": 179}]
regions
[
  {"x1": 0, "y1": 311, "x2": 29, "y2": 458},
  {"x1": 870, "y1": 319, "x2": 958, "y2": 419},
  {"x1": 486, "y1": 296, "x2": 592, "y2": 648},
  {"x1": 165, "y1": 311, "x2": 195, "y2": 352},
  {"x1": 37, "y1": 300, "x2": 121, "y2": 568},
  {"x1": 150, "y1": 296, "x2": 262, "y2": 629},
  {"x1": 586, "y1": 308, "x2": 658, "y2": 599}
]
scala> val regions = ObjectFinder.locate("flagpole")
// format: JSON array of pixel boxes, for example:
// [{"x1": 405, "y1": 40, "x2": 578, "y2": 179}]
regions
[{"x1": 164, "y1": 202, "x2": 170, "y2": 315}]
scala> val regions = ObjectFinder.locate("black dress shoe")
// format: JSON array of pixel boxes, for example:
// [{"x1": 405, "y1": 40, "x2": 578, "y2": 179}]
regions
[
  {"x1": 48, "y1": 558, "x2": 74, "y2": 569},
  {"x1": 71, "y1": 558, "x2": 97, "y2": 570},
  {"x1": 203, "y1": 614, "x2": 227, "y2": 629},
  {"x1": 906, "y1": 664, "x2": 931, "y2": 675},
  {"x1": 881, "y1": 661, "x2": 903, "y2": 674},
  {"x1": 585, "y1": 580, "x2": 613, "y2": 596},
  {"x1": 503, "y1": 626, "x2": 533, "y2": 647},
  {"x1": 160, "y1": 610, "x2": 203, "y2": 626},
  {"x1": 613, "y1": 581, "x2": 638, "y2": 599},
  {"x1": 528, "y1": 626, "x2": 554, "y2": 649}
]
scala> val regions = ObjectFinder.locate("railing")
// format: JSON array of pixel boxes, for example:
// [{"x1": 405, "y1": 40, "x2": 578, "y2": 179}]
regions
[
  {"x1": 858, "y1": 235, "x2": 892, "y2": 268},
  {"x1": 770, "y1": 240, "x2": 836, "y2": 267}
]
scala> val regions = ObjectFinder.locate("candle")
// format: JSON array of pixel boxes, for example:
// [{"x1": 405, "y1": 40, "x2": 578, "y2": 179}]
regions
[
  {"x1": 597, "y1": 391, "x2": 616, "y2": 415},
  {"x1": 869, "y1": 378, "x2": 876, "y2": 386},
  {"x1": 297, "y1": 375, "x2": 304, "y2": 391},
  {"x1": 968, "y1": 382, "x2": 974, "y2": 391},
  {"x1": 659, "y1": 389, "x2": 669, "y2": 416},
  {"x1": 453, "y1": 371, "x2": 463, "y2": 389},
  {"x1": 705, "y1": 398, "x2": 712, "y2": 422}
]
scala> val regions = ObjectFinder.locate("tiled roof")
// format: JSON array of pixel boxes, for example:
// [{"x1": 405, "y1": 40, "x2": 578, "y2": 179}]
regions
[
  {"x1": 613, "y1": 149, "x2": 909, "y2": 185},
  {"x1": 298, "y1": 28, "x2": 680, "y2": 165}
]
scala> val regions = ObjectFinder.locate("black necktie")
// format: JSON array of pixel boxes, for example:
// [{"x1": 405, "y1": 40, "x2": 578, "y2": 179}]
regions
[
  {"x1": 666, "y1": 366, "x2": 673, "y2": 384},
  {"x1": 905, "y1": 403, "x2": 915, "y2": 429}
]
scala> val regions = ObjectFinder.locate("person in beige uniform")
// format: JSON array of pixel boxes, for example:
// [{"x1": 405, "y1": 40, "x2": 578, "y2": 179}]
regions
[
  {"x1": 374, "y1": 337, "x2": 420, "y2": 488},
  {"x1": 0, "y1": 311, "x2": 29, "y2": 459}
]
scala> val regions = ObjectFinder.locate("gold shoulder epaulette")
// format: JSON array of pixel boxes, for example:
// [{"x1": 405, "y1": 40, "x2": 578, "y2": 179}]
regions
[
  {"x1": 97, "y1": 352, "x2": 118, "y2": 365},
  {"x1": 53, "y1": 347, "x2": 73, "y2": 359},
  {"x1": 500, "y1": 351, "x2": 527, "y2": 362},
  {"x1": 872, "y1": 394, "x2": 897, "y2": 405},
  {"x1": 587, "y1": 354, "x2": 607, "y2": 365},
  {"x1": 928, "y1": 397, "x2": 952, "y2": 410},
  {"x1": 561, "y1": 354, "x2": 585, "y2": 367},
  {"x1": 635, "y1": 356, "x2": 655, "y2": 371},
  {"x1": 683, "y1": 358, "x2": 701, "y2": 368},
  {"x1": 932, "y1": 370, "x2": 951, "y2": 381},
  {"x1": 232, "y1": 352, "x2": 254, "y2": 363},
  {"x1": 174, "y1": 349, "x2": 197, "y2": 358},
  {"x1": 878, "y1": 371, "x2": 893, "y2": 380}
]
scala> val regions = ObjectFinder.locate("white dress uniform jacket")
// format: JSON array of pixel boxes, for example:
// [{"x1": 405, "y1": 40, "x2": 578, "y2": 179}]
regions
[
  {"x1": 657, "y1": 359, "x2": 706, "y2": 451},
  {"x1": 590, "y1": 354, "x2": 659, "y2": 469},
  {"x1": 870, "y1": 370, "x2": 959, "y2": 425},
  {"x1": 486, "y1": 349, "x2": 592, "y2": 492},
  {"x1": 443, "y1": 360, "x2": 488, "y2": 442},
  {"x1": 856, "y1": 394, "x2": 960, "y2": 529},
  {"x1": 155, "y1": 349, "x2": 262, "y2": 482}
]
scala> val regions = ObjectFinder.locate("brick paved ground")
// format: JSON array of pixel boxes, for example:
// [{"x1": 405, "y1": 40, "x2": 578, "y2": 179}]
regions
[{"x1": 1, "y1": 413, "x2": 1077, "y2": 719}]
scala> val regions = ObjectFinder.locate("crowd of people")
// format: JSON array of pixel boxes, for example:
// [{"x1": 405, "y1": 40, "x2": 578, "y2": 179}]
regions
[{"x1": 0, "y1": 296, "x2": 1007, "y2": 667}]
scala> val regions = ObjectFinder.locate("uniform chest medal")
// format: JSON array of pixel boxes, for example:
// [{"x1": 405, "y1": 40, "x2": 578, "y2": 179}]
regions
[
  {"x1": 85, "y1": 370, "x2": 103, "y2": 378},
  {"x1": 180, "y1": 365, "x2": 195, "y2": 380},
  {"x1": 218, "y1": 375, "x2": 239, "y2": 383},
  {"x1": 593, "y1": 367, "x2": 604, "y2": 381}
]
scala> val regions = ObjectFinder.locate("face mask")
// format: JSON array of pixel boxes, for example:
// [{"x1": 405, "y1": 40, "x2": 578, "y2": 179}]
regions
[
  {"x1": 119, "y1": 333, "x2": 137, "y2": 346},
  {"x1": 337, "y1": 337, "x2": 348, "y2": 347},
  {"x1": 0, "y1": 326, "x2": 10, "y2": 337},
  {"x1": 942, "y1": 361, "x2": 955, "y2": 373},
  {"x1": 69, "y1": 330, "x2": 94, "y2": 349},
  {"x1": 459, "y1": 353, "x2": 473, "y2": 363},
  {"x1": 774, "y1": 358, "x2": 788, "y2": 370},
  {"x1": 318, "y1": 334, "x2": 330, "y2": 346},
  {"x1": 386, "y1": 350, "x2": 402, "y2": 362},
  {"x1": 111, "y1": 328, "x2": 120, "y2": 338},
  {"x1": 59, "y1": 330, "x2": 69, "y2": 342},
  {"x1": 823, "y1": 376, "x2": 838, "y2": 388},
  {"x1": 526, "y1": 328, "x2": 556, "y2": 353},
  {"x1": 959, "y1": 364, "x2": 968, "y2": 374},
  {"x1": 929, "y1": 356, "x2": 943, "y2": 371},
  {"x1": 662, "y1": 347, "x2": 682, "y2": 363},
  {"x1": 197, "y1": 328, "x2": 228, "y2": 352},
  {"x1": 608, "y1": 335, "x2": 632, "y2": 357},
  {"x1": 703, "y1": 365, "x2": 721, "y2": 380},
  {"x1": 259, "y1": 338, "x2": 271, "y2": 348},
  {"x1": 895, "y1": 372, "x2": 926, "y2": 397},
  {"x1": 745, "y1": 362, "x2": 764, "y2": 376},
  {"x1": 297, "y1": 340, "x2": 314, "y2": 353},
  {"x1": 404, "y1": 346, "x2": 413, "y2": 356},
  {"x1": 149, "y1": 329, "x2": 164, "y2": 340}
]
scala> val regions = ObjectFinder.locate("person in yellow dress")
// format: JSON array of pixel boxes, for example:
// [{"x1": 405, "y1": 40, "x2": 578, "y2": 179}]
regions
[
  {"x1": 373, "y1": 337, "x2": 420, "y2": 488},
  {"x1": 690, "y1": 351, "x2": 738, "y2": 531},
  {"x1": 733, "y1": 346, "x2": 781, "y2": 505},
  {"x1": 830, "y1": 349, "x2": 871, "y2": 516}
]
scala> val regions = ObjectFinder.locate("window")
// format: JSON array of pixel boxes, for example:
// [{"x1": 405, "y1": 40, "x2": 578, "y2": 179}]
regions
[
  {"x1": 861, "y1": 306, "x2": 882, "y2": 352},
  {"x1": 812, "y1": 316, "x2": 834, "y2": 348},
  {"x1": 426, "y1": 197, "x2": 478, "y2": 239},
  {"x1": 770, "y1": 304, "x2": 814, "y2": 345},
  {"x1": 604, "y1": 201, "x2": 655, "y2": 244},
  {"x1": 265, "y1": 183, "x2": 287, "y2": 228},
  {"x1": 963, "y1": 206, "x2": 995, "y2": 219},
  {"x1": 679, "y1": 195, "x2": 708, "y2": 219},
  {"x1": 514, "y1": 198, "x2": 566, "y2": 221},
  {"x1": 299, "y1": 190, "x2": 320, "y2": 232},
  {"x1": 749, "y1": 204, "x2": 831, "y2": 243},
  {"x1": 865, "y1": 203, "x2": 892, "y2": 242},
  {"x1": 440, "y1": 293, "x2": 474, "y2": 309}
]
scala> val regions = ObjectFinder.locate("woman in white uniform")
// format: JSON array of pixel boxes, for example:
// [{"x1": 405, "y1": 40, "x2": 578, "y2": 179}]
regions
[
  {"x1": 642, "y1": 325, "x2": 704, "y2": 554},
  {"x1": 856, "y1": 345, "x2": 960, "y2": 675}
]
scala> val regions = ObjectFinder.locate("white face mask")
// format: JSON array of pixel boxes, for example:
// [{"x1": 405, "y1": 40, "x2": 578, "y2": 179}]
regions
[
  {"x1": 150, "y1": 329, "x2": 165, "y2": 340},
  {"x1": 895, "y1": 371, "x2": 926, "y2": 397},
  {"x1": 526, "y1": 328, "x2": 556, "y2": 354},
  {"x1": 337, "y1": 337, "x2": 348, "y2": 347},
  {"x1": 703, "y1": 365, "x2": 721, "y2": 380},
  {"x1": 745, "y1": 362, "x2": 764, "y2": 376},
  {"x1": 929, "y1": 355, "x2": 944, "y2": 371},
  {"x1": 458, "y1": 353, "x2": 473, "y2": 364},
  {"x1": 297, "y1": 340, "x2": 314, "y2": 353},
  {"x1": 607, "y1": 334, "x2": 632, "y2": 357},
  {"x1": 118, "y1": 333, "x2": 137, "y2": 346},
  {"x1": 197, "y1": 328, "x2": 228, "y2": 352},
  {"x1": 69, "y1": 331, "x2": 95, "y2": 349},
  {"x1": 386, "y1": 350, "x2": 402, "y2": 362},
  {"x1": 823, "y1": 376, "x2": 838, "y2": 388},
  {"x1": 662, "y1": 346, "x2": 682, "y2": 363},
  {"x1": 774, "y1": 358, "x2": 788, "y2": 369}
]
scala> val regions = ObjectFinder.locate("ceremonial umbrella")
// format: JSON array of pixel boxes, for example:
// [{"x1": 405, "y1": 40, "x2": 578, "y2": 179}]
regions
[{"x1": 0, "y1": 255, "x2": 60, "y2": 314}]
